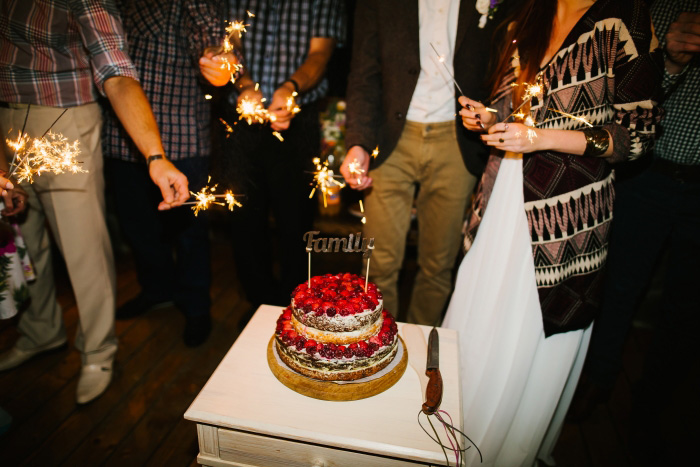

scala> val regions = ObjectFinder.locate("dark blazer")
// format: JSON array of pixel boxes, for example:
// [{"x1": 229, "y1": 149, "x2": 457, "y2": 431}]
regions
[{"x1": 345, "y1": 0, "x2": 512, "y2": 176}]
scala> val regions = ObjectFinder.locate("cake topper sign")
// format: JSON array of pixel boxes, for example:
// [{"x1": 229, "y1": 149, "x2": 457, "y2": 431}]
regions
[
  {"x1": 304, "y1": 231, "x2": 376, "y2": 290},
  {"x1": 303, "y1": 231, "x2": 375, "y2": 259}
]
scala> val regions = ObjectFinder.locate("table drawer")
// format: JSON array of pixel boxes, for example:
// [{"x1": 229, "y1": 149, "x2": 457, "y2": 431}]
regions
[{"x1": 215, "y1": 427, "x2": 431, "y2": 467}]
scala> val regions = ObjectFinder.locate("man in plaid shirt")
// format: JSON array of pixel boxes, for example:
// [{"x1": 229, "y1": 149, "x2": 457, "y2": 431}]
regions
[
  {"x1": 220, "y1": 0, "x2": 346, "y2": 315},
  {"x1": 102, "y1": 0, "x2": 238, "y2": 347},
  {"x1": 0, "y1": 0, "x2": 189, "y2": 404}
]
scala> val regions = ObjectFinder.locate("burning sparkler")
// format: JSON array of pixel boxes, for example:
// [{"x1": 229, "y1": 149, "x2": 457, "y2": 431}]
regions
[
  {"x1": 347, "y1": 159, "x2": 365, "y2": 185},
  {"x1": 371, "y1": 146, "x2": 379, "y2": 159},
  {"x1": 540, "y1": 108, "x2": 593, "y2": 128},
  {"x1": 183, "y1": 177, "x2": 243, "y2": 216},
  {"x1": 309, "y1": 157, "x2": 345, "y2": 208},
  {"x1": 6, "y1": 131, "x2": 86, "y2": 184}
]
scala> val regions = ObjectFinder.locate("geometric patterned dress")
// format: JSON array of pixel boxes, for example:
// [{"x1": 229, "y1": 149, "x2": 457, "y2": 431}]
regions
[{"x1": 443, "y1": 1, "x2": 662, "y2": 465}]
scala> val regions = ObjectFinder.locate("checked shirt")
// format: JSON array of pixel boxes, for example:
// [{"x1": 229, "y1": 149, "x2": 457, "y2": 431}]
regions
[{"x1": 103, "y1": 0, "x2": 230, "y2": 162}]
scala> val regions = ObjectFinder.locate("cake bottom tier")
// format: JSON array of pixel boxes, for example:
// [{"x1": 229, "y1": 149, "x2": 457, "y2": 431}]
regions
[{"x1": 275, "y1": 337, "x2": 399, "y2": 381}]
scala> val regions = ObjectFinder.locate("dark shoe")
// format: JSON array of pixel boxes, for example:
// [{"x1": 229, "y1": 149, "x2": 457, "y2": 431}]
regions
[
  {"x1": 183, "y1": 315, "x2": 212, "y2": 347},
  {"x1": 566, "y1": 378, "x2": 611, "y2": 423},
  {"x1": 116, "y1": 295, "x2": 173, "y2": 320}
]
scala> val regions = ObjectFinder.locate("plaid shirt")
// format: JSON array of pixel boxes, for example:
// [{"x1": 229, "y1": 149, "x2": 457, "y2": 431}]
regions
[
  {"x1": 103, "y1": 0, "x2": 230, "y2": 161},
  {"x1": 228, "y1": 0, "x2": 346, "y2": 105},
  {"x1": 0, "y1": 0, "x2": 138, "y2": 107},
  {"x1": 651, "y1": 0, "x2": 700, "y2": 165}
]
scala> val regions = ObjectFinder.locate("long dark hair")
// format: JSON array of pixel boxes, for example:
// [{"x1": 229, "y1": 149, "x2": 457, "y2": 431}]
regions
[{"x1": 489, "y1": 0, "x2": 557, "y2": 106}]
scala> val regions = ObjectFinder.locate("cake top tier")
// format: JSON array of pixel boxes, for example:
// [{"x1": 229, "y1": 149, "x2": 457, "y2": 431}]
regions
[{"x1": 292, "y1": 273, "x2": 382, "y2": 317}]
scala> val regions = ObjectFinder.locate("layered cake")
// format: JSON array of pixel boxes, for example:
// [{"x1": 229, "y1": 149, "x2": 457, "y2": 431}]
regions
[{"x1": 274, "y1": 273, "x2": 399, "y2": 381}]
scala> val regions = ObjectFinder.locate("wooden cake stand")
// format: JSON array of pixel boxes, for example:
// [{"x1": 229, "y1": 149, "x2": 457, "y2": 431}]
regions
[{"x1": 267, "y1": 336, "x2": 408, "y2": 401}]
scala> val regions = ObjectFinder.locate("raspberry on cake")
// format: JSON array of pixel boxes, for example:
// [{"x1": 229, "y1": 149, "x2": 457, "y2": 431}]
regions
[{"x1": 275, "y1": 274, "x2": 399, "y2": 381}]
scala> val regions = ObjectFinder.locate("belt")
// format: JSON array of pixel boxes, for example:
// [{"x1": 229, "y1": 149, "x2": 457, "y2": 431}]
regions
[{"x1": 651, "y1": 158, "x2": 700, "y2": 183}]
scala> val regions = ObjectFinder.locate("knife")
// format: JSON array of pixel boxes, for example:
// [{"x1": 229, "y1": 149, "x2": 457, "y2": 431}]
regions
[{"x1": 422, "y1": 327, "x2": 443, "y2": 415}]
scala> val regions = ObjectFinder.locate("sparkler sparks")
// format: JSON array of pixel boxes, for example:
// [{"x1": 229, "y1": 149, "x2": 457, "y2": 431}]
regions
[
  {"x1": 347, "y1": 159, "x2": 365, "y2": 184},
  {"x1": 237, "y1": 97, "x2": 271, "y2": 124},
  {"x1": 6, "y1": 131, "x2": 86, "y2": 184},
  {"x1": 309, "y1": 157, "x2": 345, "y2": 208},
  {"x1": 371, "y1": 146, "x2": 379, "y2": 159},
  {"x1": 184, "y1": 177, "x2": 243, "y2": 216}
]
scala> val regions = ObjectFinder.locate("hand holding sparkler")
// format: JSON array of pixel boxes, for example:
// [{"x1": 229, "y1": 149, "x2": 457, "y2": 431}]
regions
[
  {"x1": 458, "y1": 96, "x2": 498, "y2": 133},
  {"x1": 340, "y1": 146, "x2": 373, "y2": 190},
  {"x1": 480, "y1": 120, "x2": 541, "y2": 153},
  {"x1": 0, "y1": 182, "x2": 27, "y2": 217},
  {"x1": 147, "y1": 157, "x2": 190, "y2": 210},
  {"x1": 199, "y1": 48, "x2": 241, "y2": 87},
  {"x1": 268, "y1": 82, "x2": 301, "y2": 132}
]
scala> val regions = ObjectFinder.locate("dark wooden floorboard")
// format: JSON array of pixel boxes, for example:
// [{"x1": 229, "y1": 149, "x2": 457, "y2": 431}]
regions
[{"x1": 0, "y1": 213, "x2": 695, "y2": 466}]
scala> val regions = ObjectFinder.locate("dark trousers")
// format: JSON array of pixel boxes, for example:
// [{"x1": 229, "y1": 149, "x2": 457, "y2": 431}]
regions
[
  {"x1": 586, "y1": 160, "x2": 700, "y2": 402},
  {"x1": 223, "y1": 104, "x2": 319, "y2": 306},
  {"x1": 105, "y1": 157, "x2": 212, "y2": 318}
]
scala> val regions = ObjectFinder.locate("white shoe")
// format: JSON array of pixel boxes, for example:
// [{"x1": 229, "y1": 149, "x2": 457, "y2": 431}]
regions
[
  {"x1": 0, "y1": 337, "x2": 67, "y2": 371},
  {"x1": 76, "y1": 361, "x2": 113, "y2": 404}
]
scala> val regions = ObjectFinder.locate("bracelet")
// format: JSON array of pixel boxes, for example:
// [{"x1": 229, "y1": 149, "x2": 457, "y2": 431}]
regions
[
  {"x1": 282, "y1": 78, "x2": 299, "y2": 93},
  {"x1": 147, "y1": 154, "x2": 165, "y2": 166},
  {"x1": 582, "y1": 128, "x2": 610, "y2": 157}
]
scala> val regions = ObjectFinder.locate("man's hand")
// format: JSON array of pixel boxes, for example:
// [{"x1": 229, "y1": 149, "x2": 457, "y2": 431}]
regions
[
  {"x1": 268, "y1": 82, "x2": 296, "y2": 131},
  {"x1": 148, "y1": 159, "x2": 189, "y2": 210},
  {"x1": 340, "y1": 145, "x2": 373, "y2": 190},
  {"x1": 199, "y1": 47, "x2": 240, "y2": 87},
  {"x1": 665, "y1": 12, "x2": 700, "y2": 74}
]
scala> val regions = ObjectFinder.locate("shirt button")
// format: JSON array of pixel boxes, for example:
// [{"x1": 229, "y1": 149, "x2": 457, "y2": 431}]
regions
[{"x1": 395, "y1": 112, "x2": 403, "y2": 120}]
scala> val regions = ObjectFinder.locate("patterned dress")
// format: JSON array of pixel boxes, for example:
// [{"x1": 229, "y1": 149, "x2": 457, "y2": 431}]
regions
[{"x1": 466, "y1": 0, "x2": 663, "y2": 336}]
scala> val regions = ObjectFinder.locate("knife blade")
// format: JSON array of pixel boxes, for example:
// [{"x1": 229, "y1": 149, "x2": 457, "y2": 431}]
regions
[{"x1": 422, "y1": 327, "x2": 443, "y2": 415}]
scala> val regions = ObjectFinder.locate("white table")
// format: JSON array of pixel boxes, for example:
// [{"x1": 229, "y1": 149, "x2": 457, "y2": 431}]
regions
[{"x1": 185, "y1": 305, "x2": 462, "y2": 467}]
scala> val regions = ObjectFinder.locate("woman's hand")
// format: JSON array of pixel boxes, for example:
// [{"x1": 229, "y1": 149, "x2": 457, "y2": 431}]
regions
[
  {"x1": 1, "y1": 184, "x2": 28, "y2": 217},
  {"x1": 481, "y1": 122, "x2": 542, "y2": 154},
  {"x1": 458, "y1": 96, "x2": 497, "y2": 132},
  {"x1": 199, "y1": 48, "x2": 240, "y2": 87}
]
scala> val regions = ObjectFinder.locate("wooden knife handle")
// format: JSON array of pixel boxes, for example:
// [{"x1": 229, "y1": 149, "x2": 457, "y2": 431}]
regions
[{"x1": 422, "y1": 368, "x2": 443, "y2": 415}]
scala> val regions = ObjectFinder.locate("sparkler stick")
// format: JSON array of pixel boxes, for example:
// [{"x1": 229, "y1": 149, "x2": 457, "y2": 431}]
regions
[
  {"x1": 430, "y1": 43, "x2": 465, "y2": 97},
  {"x1": 307, "y1": 246, "x2": 312, "y2": 287},
  {"x1": 359, "y1": 199, "x2": 366, "y2": 224},
  {"x1": 8, "y1": 104, "x2": 31, "y2": 165},
  {"x1": 41, "y1": 109, "x2": 68, "y2": 139},
  {"x1": 540, "y1": 108, "x2": 593, "y2": 127}
]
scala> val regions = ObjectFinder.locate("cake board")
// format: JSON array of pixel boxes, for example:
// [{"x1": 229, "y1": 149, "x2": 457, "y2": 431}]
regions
[{"x1": 267, "y1": 336, "x2": 408, "y2": 401}]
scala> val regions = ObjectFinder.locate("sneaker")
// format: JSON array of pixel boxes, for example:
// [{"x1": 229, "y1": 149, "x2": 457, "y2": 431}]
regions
[
  {"x1": 76, "y1": 360, "x2": 113, "y2": 404},
  {"x1": 183, "y1": 315, "x2": 212, "y2": 347},
  {"x1": 116, "y1": 294, "x2": 173, "y2": 320},
  {"x1": 0, "y1": 337, "x2": 67, "y2": 372}
]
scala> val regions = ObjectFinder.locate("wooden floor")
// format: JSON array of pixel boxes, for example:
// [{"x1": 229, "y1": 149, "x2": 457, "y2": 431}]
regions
[{"x1": 0, "y1": 208, "x2": 697, "y2": 466}]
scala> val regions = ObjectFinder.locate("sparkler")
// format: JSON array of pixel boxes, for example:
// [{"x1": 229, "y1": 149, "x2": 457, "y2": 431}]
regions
[
  {"x1": 501, "y1": 75, "x2": 544, "y2": 123},
  {"x1": 7, "y1": 131, "x2": 86, "y2": 184},
  {"x1": 359, "y1": 199, "x2": 366, "y2": 224},
  {"x1": 430, "y1": 43, "x2": 498, "y2": 114},
  {"x1": 347, "y1": 159, "x2": 365, "y2": 185},
  {"x1": 540, "y1": 108, "x2": 593, "y2": 128},
  {"x1": 218, "y1": 20, "x2": 247, "y2": 84},
  {"x1": 309, "y1": 157, "x2": 345, "y2": 208},
  {"x1": 183, "y1": 177, "x2": 243, "y2": 216},
  {"x1": 371, "y1": 146, "x2": 379, "y2": 159}
]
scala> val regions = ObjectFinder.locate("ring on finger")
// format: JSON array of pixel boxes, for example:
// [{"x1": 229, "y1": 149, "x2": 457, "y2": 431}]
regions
[
  {"x1": 499, "y1": 138, "x2": 505, "y2": 143},
  {"x1": 504, "y1": 123, "x2": 509, "y2": 131}
]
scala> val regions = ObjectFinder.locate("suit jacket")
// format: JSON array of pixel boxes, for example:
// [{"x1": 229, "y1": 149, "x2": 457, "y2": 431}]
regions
[{"x1": 345, "y1": 0, "x2": 512, "y2": 176}]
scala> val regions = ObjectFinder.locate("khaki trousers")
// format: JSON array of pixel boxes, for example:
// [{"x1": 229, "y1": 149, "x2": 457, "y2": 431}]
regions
[
  {"x1": 364, "y1": 120, "x2": 476, "y2": 326},
  {"x1": 0, "y1": 103, "x2": 117, "y2": 365}
]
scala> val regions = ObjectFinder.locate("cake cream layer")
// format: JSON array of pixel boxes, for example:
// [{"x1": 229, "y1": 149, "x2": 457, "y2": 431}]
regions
[
  {"x1": 276, "y1": 335, "x2": 398, "y2": 381},
  {"x1": 291, "y1": 298, "x2": 383, "y2": 333},
  {"x1": 291, "y1": 312, "x2": 383, "y2": 345}
]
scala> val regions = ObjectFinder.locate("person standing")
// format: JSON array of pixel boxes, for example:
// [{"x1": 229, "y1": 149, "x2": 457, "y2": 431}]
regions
[
  {"x1": 104, "y1": 0, "x2": 238, "y2": 347},
  {"x1": 221, "y1": 0, "x2": 346, "y2": 312},
  {"x1": 569, "y1": 1, "x2": 700, "y2": 458},
  {"x1": 0, "y1": 0, "x2": 189, "y2": 404},
  {"x1": 340, "y1": 0, "x2": 509, "y2": 325},
  {"x1": 443, "y1": 0, "x2": 662, "y2": 464}
]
